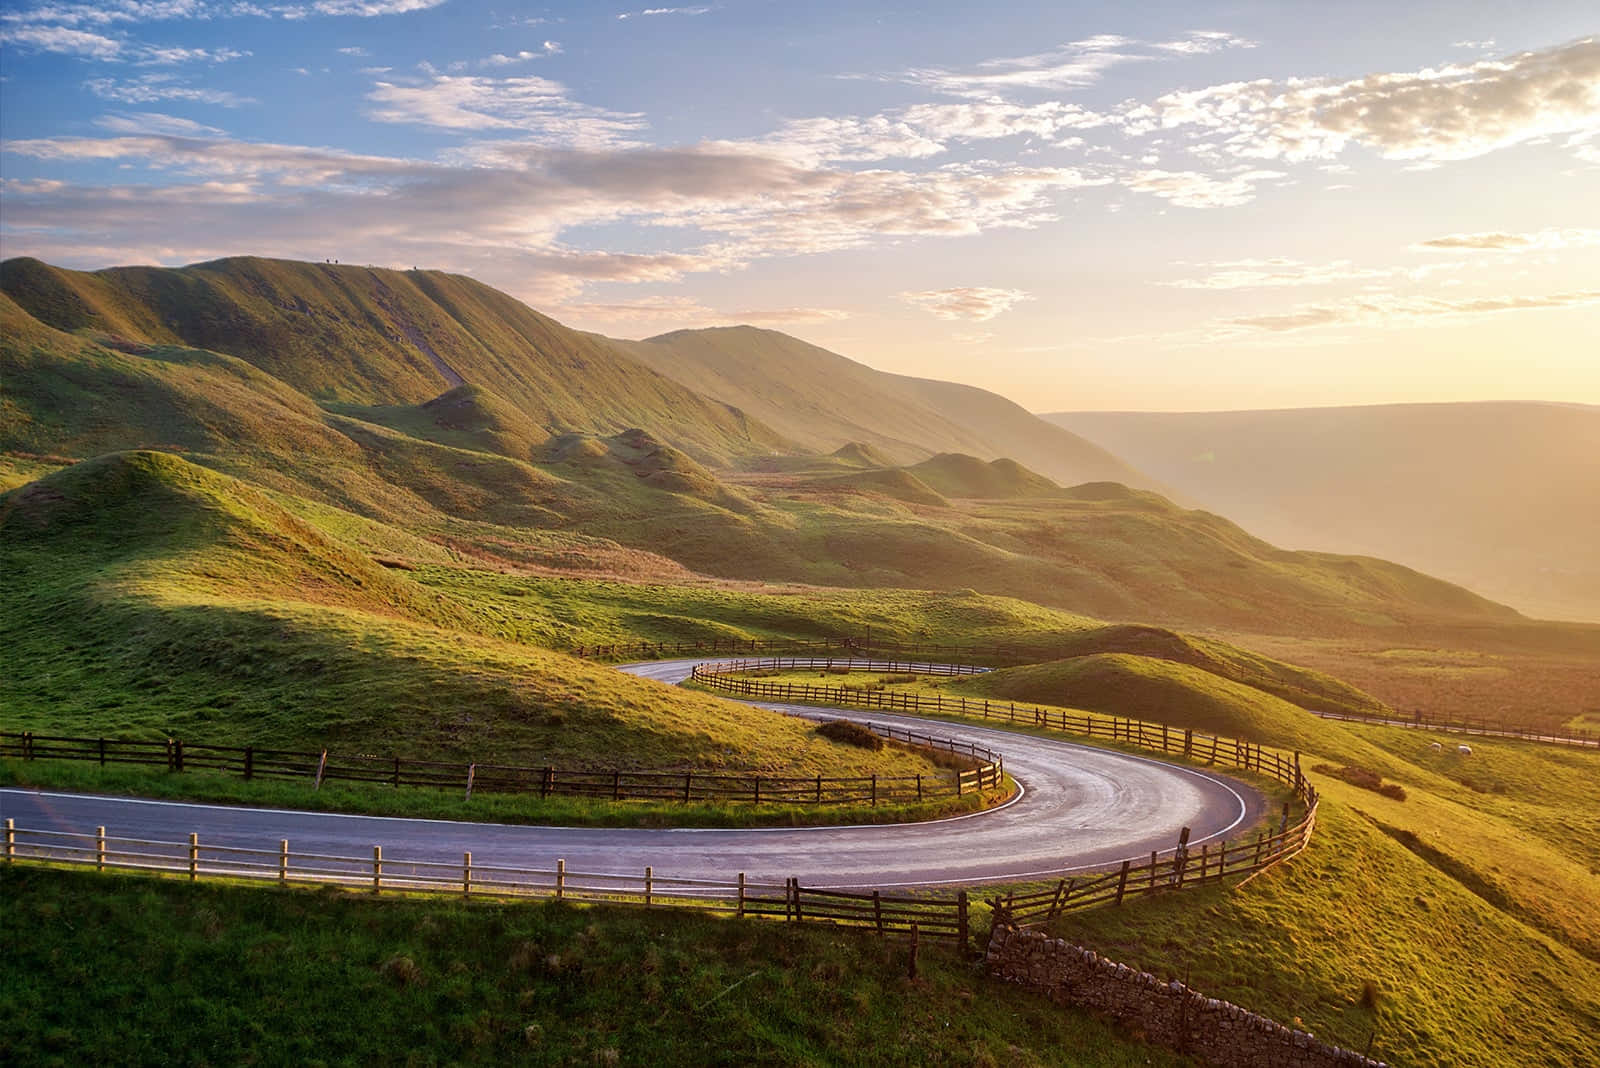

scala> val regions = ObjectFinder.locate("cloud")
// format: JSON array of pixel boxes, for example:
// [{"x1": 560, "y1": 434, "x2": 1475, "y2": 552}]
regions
[
  {"x1": 1123, "y1": 168, "x2": 1285, "y2": 208},
  {"x1": 309, "y1": 0, "x2": 447, "y2": 14},
  {"x1": 1164, "y1": 258, "x2": 1399, "y2": 289},
  {"x1": 85, "y1": 74, "x2": 254, "y2": 106},
  {"x1": 336, "y1": 45, "x2": 369, "y2": 56},
  {"x1": 1, "y1": 133, "x2": 1098, "y2": 307},
  {"x1": 1215, "y1": 289, "x2": 1600, "y2": 335},
  {"x1": 1413, "y1": 227, "x2": 1600, "y2": 251},
  {"x1": 901, "y1": 287, "x2": 1032, "y2": 321},
  {"x1": 480, "y1": 43, "x2": 562, "y2": 67},
  {"x1": 95, "y1": 110, "x2": 227, "y2": 136},
  {"x1": 874, "y1": 31, "x2": 1256, "y2": 99},
  {"x1": 1, "y1": 24, "x2": 124, "y2": 59},
  {"x1": 1153, "y1": 31, "x2": 1257, "y2": 56},
  {"x1": 754, "y1": 101, "x2": 1110, "y2": 166},
  {"x1": 556, "y1": 294, "x2": 843, "y2": 327},
  {"x1": 616, "y1": 7, "x2": 711, "y2": 19},
  {"x1": 365, "y1": 74, "x2": 646, "y2": 146},
  {"x1": 1134, "y1": 36, "x2": 1600, "y2": 164}
]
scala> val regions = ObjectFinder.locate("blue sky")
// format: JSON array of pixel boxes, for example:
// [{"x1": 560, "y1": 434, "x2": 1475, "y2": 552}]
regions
[{"x1": 2, "y1": 1, "x2": 1597, "y2": 410}]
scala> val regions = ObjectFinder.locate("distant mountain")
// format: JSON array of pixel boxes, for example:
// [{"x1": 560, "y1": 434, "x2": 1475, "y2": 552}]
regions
[
  {"x1": 611, "y1": 326, "x2": 1147, "y2": 488},
  {"x1": 1047, "y1": 403, "x2": 1600, "y2": 622},
  {"x1": 0, "y1": 256, "x2": 791, "y2": 466}
]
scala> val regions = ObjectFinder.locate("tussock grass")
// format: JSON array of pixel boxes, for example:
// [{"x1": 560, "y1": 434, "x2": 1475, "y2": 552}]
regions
[{"x1": 0, "y1": 865, "x2": 1189, "y2": 1067}]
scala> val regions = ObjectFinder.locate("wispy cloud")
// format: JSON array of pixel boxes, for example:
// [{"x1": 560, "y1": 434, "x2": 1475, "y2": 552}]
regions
[
  {"x1": 1123, "y1": 167, "x2": 1285, "y2": 208},
  {"x1": 95, "y1": 110, "x2": 227, "y2": 136},
  {"x1": 365, "y1": 74, "x2": 646, "y2": 146},
  {"x1": 85, "y1": 73, "x2": 254, "y2": 106},
  {"x1": 1164, "y1": 258, "x2": 1399, "y2": 289},
  {"x1": 615, "y1": 7, "x2": 711, "y2": 20},
  {"x1": 1215, "y1": 289, "x2": 1600, "y2": 336},
  {"x1": 480, "y1": 43, "x2": 562, "y2": 67},
  {"x1": 872, "y1": 31, "x2": 1255, "y2": 99},
  {"x1": 901, "y1": 287, "x2": 1032, "y2": 321},
  {"x1": 1413, "y1": 227, "x2": 1600, "y2": 252}
]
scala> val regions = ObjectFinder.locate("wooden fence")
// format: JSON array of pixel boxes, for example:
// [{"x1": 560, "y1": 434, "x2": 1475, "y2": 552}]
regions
[
  {"x1": 1312, "y1": 709, "x2": 1598, "y2": 749},
  {"x1": 0, "y1": 725, "x2": 1003, "y2": 807},
  {"x1": 572, "y1": 635, "x2": 1031, "y2": 666},
  {"x1": 0, "y1": 820, "x2": 970, "y2": 943},
  {"x1": 693, "y1": 657, "x2": 1321, "y2": 928}
]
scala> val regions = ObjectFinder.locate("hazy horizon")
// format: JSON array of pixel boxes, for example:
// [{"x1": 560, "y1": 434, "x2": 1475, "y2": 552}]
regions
[{"x1": 3, "y1": 1, "x2": 1597, "y2": 411}]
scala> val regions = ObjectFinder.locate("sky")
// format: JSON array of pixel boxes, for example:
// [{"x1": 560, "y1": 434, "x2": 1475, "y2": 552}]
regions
[{"x1": 2, "y1": 1, "x2": 1597, "y2": 412}]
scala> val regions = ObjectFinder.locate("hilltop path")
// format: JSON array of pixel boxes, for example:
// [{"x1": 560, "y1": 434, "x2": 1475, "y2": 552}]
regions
[{"x1": 0, "y1": 659, "x2": 1264, "y2": 888}]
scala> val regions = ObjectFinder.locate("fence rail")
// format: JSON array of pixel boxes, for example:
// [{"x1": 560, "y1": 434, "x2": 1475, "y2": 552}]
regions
[
  {"x1": 1311, "y1": 709, "x2": 1599, "y2": 749},
  {"x1": 693, "y1": 658, "x2": 1320, "y2": 928},
  {"x1": 0, "y1": 724, "x2": 1003, "y2": 807},
  {"x1": 0, "y1": 820, "x2": 970, "y2": 942}
]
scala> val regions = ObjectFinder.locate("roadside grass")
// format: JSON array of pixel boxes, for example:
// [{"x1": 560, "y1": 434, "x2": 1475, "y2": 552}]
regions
[
  {"x1": 0, "y1": 864, "x2": 1190, "y2": 1068},
  {"x1": 1051, "y1": 800, "x2": 1600, "y2": 1068},
  {"x1": 0, "y1": 761, "x2": 1012, "y2": 830}
]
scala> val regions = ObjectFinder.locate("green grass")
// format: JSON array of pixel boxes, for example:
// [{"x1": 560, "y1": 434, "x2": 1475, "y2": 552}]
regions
[
  {"x1": 0, "y1": 760, "x2": 1006, "y2": 830},
  {"x1": 0, "y1": 453, "x2": 954, "y2": 786},
  {"x1": 1050, "y1": 800, "x2": 1600, "y2": 1068},
  {"x1": 1, "y1": 864, "x2": 1191, "y2": 1068}
]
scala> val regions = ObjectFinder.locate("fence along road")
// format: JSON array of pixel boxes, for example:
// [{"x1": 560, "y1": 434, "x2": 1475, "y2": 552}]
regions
[{"x1": 0, "y1": 658, "x2": 1264, "y2": 891}]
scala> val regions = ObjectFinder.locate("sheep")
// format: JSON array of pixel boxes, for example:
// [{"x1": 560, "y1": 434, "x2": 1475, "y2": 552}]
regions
[
  {"x1": 1428, "y1": 742, "x2": 1443, "y2": 753},
  {"x1": 1456, "y1": 744, "x2": 1473, "y2": 756}
]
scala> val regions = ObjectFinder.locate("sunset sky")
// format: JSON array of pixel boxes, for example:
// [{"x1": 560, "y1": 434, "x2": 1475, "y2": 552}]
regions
[{"x1": 2, "y1": 1, "x2": 1597, "y2": 411}]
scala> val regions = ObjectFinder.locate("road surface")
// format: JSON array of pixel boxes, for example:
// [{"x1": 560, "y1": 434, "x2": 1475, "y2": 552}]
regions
[{"x1": 0, "y1": 658, "x2": 1265, "y2": 888}]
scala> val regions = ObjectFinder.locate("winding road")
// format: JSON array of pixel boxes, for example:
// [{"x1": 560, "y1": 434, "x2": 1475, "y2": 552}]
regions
[{"x1": 0, "y1": 659, "x2": 1265, "y2": 889}]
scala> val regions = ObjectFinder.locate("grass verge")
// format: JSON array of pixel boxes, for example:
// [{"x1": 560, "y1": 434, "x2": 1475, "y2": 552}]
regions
[{"x1": 0, "y1": 863, "x2": 1188, "y2": 1067}]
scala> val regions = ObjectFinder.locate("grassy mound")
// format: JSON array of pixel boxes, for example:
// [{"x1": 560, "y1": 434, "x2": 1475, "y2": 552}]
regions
[
  {"x1": 327, "y1": 383, "x2": 550, "y2": 461},
  {"x1": 1024, "y1": 623, "x2": 1391, "y2": 719},
  {"x1": 908, "y1": 453, "x2": 1061, "y2": 498},
  {"x1": 830, "y1": 441, "x2": 895, "y2": 467}
]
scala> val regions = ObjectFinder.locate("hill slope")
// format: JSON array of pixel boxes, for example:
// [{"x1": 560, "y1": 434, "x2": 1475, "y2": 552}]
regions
[
  {"x1": 614, "y1": 325, "x2": 1146, "y2": 487},
  {"x1": 0, "y1": 256, "x2": 792, "y2": 466},
  {"x1": 1048, "y1": 403, "x2": 1600, "y2": 622}
]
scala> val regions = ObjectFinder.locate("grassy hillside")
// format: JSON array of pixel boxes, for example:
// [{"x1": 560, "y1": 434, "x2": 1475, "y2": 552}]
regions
[
  {"x1": 616, "y1": 325, "x2": 1145, "y2": 487},
  {"x1": 0, "y1": 256, "x2": 793, "y2": 467},
  {"x1": 0, "y1": 452, "x2": 949, "y2": 785},
  {"x1": 1049, "y1": 403, "x2": 1600, "y2": 622}
]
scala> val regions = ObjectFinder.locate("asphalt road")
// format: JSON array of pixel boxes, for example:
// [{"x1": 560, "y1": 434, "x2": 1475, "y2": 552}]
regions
[{"x1": 0, "y1": 658, "x2": 1265, "y2": 889}]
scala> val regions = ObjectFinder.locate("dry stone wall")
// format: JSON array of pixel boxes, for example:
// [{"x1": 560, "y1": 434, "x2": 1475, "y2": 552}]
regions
[{"x1": 986, "y1": 925, "x2": 1386, "y2": 1068}]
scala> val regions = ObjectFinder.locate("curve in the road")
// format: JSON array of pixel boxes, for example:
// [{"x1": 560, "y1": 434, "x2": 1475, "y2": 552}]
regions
[{"x1": 0, "y1": 658, "x2": 1266, "y2": 889}]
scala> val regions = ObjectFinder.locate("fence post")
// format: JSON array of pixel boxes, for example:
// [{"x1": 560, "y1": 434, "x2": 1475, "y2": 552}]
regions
[
  {"x1": 556, "y1": 859, "x2": 566, "y2": 900},
  {"x1": 244, "y1": 746, "x2": 253, "y2": 780},
  {"x1": 1184, "y1": 729, "x2": 1192, "y2": 757},
  {"x1": 1280, "y1": 802, "x2": 1290, "y2": 834},
  {"x1": 1170, "y1": 826, "x2": 1191, "y2": 888},
  {"x1": 4, "y1": 818, "x2": 12, "y2": 863},
  {"x1": 314, "y1": 750, "x2": 327, "y2": 790},
  {"x1": 373, "y1": 846, "x2": 382, "y2": 894},
  {"x1": 957, "y1": 890, "x2": 969, "y2": 949},
  {"x1": 175, "y1": 740, "x2": 184, "y2": 773},
  {"x1": 465, "y1": 763, "x2": 475, "y2": 800},
  {"x1": 1114, "y1": 859, "x2": 1132, "y2": 905},
  {"x1": 645, "y1": 865, "x2": 653, "y2": 908},
  {"x1": 279, "y1": 839, "x2": 289, "y2": 885},
  {"x1": 753, "y1": 776, "x2": 761, "y2": 804},
  {"x1": 96, "y1": 825, "x2": 106, "y2": 872},
  {"x1": 816, "y1": 774, "x2": 822, "y2": 803},
  {"x1": 463, "y1": 852, "x2": 472, "y2": 897},
  {"x1": 166, "y1": 738, "x2": 174, "y2": 771},
  {"x1": 871, "y1": 775, "x2": 877, "y2": 807},
  {"x1": 188, "y1": 832, "x2": 199, "y2": 881},
  {"x1": 916, "y1": 774, "x2": 923, "y2": 802},
  {"x1": 684, "y1": 772, "x2": 692, "y2": 803},
  {"x1": 1149, "y1": 851, "x2": 1157, "y2": 892},
  {"x1": 99, "y1": 737, "x2": 107, "y2": 767},
  {"x1": 873, "y1": 890, "x2": 883, "y2": 933},
  {"x1": 541, "y1": 767, "x2": 552, "y2": 799},
  {"x1": 737, "y1": 872, "x2": 746, "y2": 918}
]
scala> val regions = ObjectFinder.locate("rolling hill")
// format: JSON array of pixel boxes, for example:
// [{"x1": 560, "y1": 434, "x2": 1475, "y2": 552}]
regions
[
  {"x1": 612, "y1": 325, "x2": 1147, "y2": 487},
  {"x1": 0, "y1": 254, "x2": 1540, "y2": 636},
  {"x1": 1047, "y1": 403, "x2": 1600, "y2": 622},
  {"x1": 0, "y1": 256, "x2": 793, "y2": 467}
]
